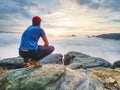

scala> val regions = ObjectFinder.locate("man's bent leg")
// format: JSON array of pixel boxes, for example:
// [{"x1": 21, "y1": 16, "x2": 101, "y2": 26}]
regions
[{"x1": 38, "y1": 45, "x2": 55, "y2": 59}]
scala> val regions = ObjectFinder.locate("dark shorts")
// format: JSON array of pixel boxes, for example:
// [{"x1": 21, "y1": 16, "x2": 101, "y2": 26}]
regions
[{"x1": 19, "y1": 45, "x2": 55, "y2": 61}]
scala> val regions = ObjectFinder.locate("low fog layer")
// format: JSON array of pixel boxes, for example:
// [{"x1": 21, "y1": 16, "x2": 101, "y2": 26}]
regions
[{"x1": 0, "y1": 33, "x2": 120, "y2": 63}]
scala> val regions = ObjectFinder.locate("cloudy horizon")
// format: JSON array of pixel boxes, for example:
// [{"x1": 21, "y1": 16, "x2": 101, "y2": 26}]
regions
[{"x1": 0, "y1": 0, "x2": 120, "y2": 35}]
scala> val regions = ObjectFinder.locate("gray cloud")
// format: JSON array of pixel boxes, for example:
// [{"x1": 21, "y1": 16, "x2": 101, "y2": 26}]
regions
[
  {"x1": 77, "y1": 0, "x2": 120, "y2": 11},
  {"x1": 0, "y1": 0, "x2": 35, "y2": 31},
  {"x1": 0, "y1": 0, "x2": 38, "y2": 20},
  {"x1": 111, "y1": 19, "x2": 120, "y2": 23},
  {"x1": 77, "y1": 0, "x2": 101, "y2": 9},
  {"x1": 0, "y1": 0, "x2": 61, "y2": 32},
  {"x1": 102, "y1": 0, "x2": 120, "y2": 11},
  {"x1": 0, "y1": 0, "x2": 120, "y2": 33},
  {"x1": 0, "y1": 0, "x2": 61, "y2": 20}
]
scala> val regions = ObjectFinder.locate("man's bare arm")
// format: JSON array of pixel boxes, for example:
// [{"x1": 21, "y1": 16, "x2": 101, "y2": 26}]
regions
[{"x1": 41, "y1": 36, "x2": 49, "y2": 46}]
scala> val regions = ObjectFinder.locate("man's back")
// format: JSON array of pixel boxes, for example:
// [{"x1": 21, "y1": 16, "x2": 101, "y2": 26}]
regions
[{"x1": 19, "y1": 25, "x2": 45, "y2": 50}]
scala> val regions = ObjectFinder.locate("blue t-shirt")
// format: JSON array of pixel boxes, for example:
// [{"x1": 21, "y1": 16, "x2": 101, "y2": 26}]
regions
[{"x1": 19, "y1": 25, "x2": 46, "y2": 50}]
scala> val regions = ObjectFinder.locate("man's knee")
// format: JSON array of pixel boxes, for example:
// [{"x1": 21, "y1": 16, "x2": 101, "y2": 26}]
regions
[{"x1": 49, "y1": 45, "x2": 55, "y2": 53}]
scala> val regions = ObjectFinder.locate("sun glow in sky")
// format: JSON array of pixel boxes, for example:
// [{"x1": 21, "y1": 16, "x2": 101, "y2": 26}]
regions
[
  {"x1": 0, "y1": 0, "x2": 120, "y2": 36},
  {"x1": 46, "y1": 28, "x2": 67, "y2": 36}
]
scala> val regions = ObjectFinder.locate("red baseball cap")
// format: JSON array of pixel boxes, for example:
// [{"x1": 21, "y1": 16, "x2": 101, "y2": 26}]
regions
[{"x1": 32, "y1": 16, "x2": 42, "y2": 22}]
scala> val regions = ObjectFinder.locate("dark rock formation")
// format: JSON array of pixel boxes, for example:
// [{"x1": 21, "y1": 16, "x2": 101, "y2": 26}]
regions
[
  {"x1": 112, "y1": 60, "x2": 120, "y2": 68},
  {"x1": 40, "y1": 54, "x2": 63, "y2": 64},
  {"x1": 95, "y1": 33, "x2": 120, "y2": 40},
  {"x1": 0, "y1": 57, "x2": 24, "y2": 69},
  {"x1": 64, "y1": 51, "x2": 112, "y2": 69},
  {"x1": 0, "y1": 54, "x2": 63, "y2": 69}
]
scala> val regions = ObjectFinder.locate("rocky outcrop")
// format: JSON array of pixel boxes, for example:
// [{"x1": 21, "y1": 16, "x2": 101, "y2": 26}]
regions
[
  {"x1": 0, "y1": 51, "x2": 112, "y2": 69},
  {"x1": 0, "y1": 56, "x2": 24, "y2": 69},
  {"x1": 0, "y1": 51, "x2": 119, "y2": 90},
  {"x1": 0, "y1": 64, "x2": 64, "y2": 90},
  {"x1": 64, "y1": 51, "x2": 112, "y2": 69},
  {"x1": 88, "y1": 67, "x2": 120, "y2": 90},
  {"x1": 0, "y1": 64, "x2": 104, "y2": 90},
  {"x1": 112, "y1": 60, "x2": 120, "y2": 68},
  {"x1": 0, "y1": 54, "x2": 63, "y2": 69},
  {"x1": 40, "y1": 54, "x2": 63, "y2": 64}
]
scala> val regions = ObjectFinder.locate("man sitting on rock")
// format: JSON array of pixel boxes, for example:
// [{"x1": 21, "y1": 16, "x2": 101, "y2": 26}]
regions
[{"x1": 19, "y1": 16, "x2": 54, "y2": 67}]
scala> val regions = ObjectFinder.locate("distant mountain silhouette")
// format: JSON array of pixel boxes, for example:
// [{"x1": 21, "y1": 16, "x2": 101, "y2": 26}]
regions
[
  {"x1": 94, "y1": 33, "x2": 120, "y2": 40},
  {"x1": 0, "y1": 31, "x2": 20, "y2": 33}
]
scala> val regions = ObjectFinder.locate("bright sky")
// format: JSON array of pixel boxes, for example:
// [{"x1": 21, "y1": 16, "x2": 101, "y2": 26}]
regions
[{"x1": 0, "y1": 0, "x2": 120, "y2": 36}]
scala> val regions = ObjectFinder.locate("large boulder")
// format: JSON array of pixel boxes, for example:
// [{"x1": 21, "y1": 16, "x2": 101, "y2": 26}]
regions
[
  {"x1": 64, "y1": 51, "x2": 112, "y2": 69},
  {"x1": 0, "y1": 56, "x2": 24, "y2": 69},
  {"x1": 112, "y1": 60, "x2": 120, "y2": 68},
  {"x1": 0, "y1": 64, "x2": 104, "y2": 90},
  {"x1": 59, "y1": 68, "x2": 104, "y2": 90},
  {"x1": 0, "y1": 54, "x2": 63, "y2": 69},
  {"x1": 0, "y1": 64, "x2": 65, "y2": 90},
  {"x1": 40, "y1": 54, "x2": 63, "y2": 64}
]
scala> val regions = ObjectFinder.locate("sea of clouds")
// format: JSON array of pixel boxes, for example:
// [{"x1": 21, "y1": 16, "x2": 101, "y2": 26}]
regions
[{"x1": 0, "y1": 33, "x2": 120, "y2": 64}]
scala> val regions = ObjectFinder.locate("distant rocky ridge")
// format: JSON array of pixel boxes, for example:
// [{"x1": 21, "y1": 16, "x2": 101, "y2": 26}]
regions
[
  {"x1": 90, "y1": 33, "x2": 120, "y2": 40},
  {"x1": 0, "y1": 31, "x2": 20, "y2": 33},
  {"x1": 0, "y1": 51, "x2": 120, "y2": 90}
]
